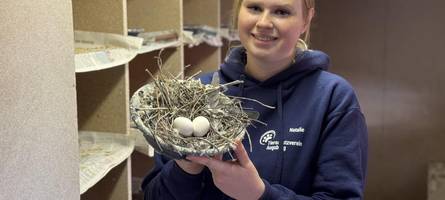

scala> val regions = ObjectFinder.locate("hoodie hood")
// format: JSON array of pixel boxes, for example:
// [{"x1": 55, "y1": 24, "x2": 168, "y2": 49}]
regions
[{"x1": 220, "y1": 46, "x2": 330, "y2": 89}]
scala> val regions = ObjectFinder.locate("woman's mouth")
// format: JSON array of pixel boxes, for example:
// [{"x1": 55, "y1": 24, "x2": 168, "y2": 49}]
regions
[{"x1": 252, "y1": 33, "x2": 277, "y2": 42}]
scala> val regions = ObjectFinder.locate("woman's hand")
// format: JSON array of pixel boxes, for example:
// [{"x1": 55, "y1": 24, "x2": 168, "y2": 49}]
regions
[
  {"x1": 187, "y1": 141, "x2": 265, "y2": 200},
  {"x1": 175, "y1": 159, "x2": 205, "y2": 175}
]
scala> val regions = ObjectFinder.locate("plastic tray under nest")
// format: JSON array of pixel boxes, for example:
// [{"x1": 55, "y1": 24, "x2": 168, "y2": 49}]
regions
[{"x1": 130, "y1": 74, "x2": 251, "y2": 159}]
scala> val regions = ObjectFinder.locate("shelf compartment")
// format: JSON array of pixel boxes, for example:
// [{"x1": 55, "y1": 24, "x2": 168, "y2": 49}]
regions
[{"x1": 79, "y1": 131, "x2": 134, "y2": 194}]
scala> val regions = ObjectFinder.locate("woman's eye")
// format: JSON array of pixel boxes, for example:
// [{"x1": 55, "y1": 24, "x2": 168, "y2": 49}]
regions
[
  {"x1": 247, "y1": 5, "x2": 262, "y2": 13},
  {"x1": 275, "y1": 9, "x2": 290, "y2": 16}
]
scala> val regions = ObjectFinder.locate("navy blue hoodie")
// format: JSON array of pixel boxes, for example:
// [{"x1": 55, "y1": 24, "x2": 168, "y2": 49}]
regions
[{"x1": 142, "y1": 47, "x2": 368, "y2": 200}]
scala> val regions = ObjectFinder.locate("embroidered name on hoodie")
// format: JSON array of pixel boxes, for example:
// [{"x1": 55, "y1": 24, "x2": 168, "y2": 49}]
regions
[{"x1": 289, "y1": 127, "x2": 305, "y2": 133}]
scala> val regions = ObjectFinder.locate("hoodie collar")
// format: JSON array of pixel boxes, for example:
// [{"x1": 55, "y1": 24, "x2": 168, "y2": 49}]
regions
[{"x1": 220, "y1": 46, "x2": 330, "y2": 88}]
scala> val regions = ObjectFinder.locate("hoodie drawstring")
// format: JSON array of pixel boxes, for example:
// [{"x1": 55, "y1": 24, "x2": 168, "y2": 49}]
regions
[{"x1": 239, "y1": 74, "x2": 246, "y2": 97}]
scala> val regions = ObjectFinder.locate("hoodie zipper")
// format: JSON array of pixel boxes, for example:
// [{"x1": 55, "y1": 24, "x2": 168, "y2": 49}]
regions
[{"x1": 277, "y1": 82, "x2": 285, "y2": 183}]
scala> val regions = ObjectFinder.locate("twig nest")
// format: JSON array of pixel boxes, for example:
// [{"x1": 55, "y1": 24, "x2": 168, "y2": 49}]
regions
[
  {"x1": 173, "y1": 117, "x2": 194, "y2": 137},
  {"x1": 130, "y1": 70, "x2": 252, "y2": 159},
  {"x1": 192, "y1": 116, "x2": 210, "y2": 137}
]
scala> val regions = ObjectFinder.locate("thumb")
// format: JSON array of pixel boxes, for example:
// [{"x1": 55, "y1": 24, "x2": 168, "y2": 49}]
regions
[{"x1": 233, "y1": 140, "x2": 251, "y2": 167}]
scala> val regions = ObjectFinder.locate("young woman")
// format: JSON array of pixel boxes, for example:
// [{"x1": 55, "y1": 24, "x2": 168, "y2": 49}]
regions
[{"x1": 143, "y1": 0, "x2": 368, "y2": 199}]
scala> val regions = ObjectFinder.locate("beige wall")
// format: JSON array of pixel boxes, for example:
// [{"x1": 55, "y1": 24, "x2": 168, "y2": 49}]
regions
[
  {"x1": 312, "y1": 0, "x2": 445, "y2": 199},
  {"x1": 0, "y1": 0, "x2": 79, "y2": 199}
]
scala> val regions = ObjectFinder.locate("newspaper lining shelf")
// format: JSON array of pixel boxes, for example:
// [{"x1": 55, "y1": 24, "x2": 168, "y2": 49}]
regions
[
  {"x1": 74, "y1": 28, "x2": 234, "y2": 72},
  {"x1": 130, "y1": 127, "x2": 155, "y2": 157},
  {"x1": 79, "y1": 131, "x2": 134, "y2": 194},
  {"x1": 137, "y1": 40, "x2": 182, "y2": 54},
  {"x1": 74, "y1": 30, "x2": 143, "y2": 73},
  {"x1": 219, "y1": 28, "x2": 240, "y2": 41},
  {"x1": 183, "y1": 25, "x2": 223, "y2": 47}
]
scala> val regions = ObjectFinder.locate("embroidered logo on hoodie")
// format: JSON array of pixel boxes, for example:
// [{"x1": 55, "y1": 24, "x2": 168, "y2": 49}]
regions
[
  {"x1": 259, "y1": 128, "x2": 305, "y2": 152},
  {"x1": 259, "y1": 130, "x2": 280, "y2": 151}
]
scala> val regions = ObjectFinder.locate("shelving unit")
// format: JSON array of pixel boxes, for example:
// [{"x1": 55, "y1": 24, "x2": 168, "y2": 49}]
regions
[
  {"x1": 184, "y1": 0, "x2": 222, "y2": 77},
  {"x1": 71, "y1": 0, "x2": 234, "y2": 199},
  {"x1": 220, "y1": 0, "x2": 236, "y2": 60},
  {"x1": 72, "y1": 0, "x2": 132, "y2": 199},
  {"x1": 127, "y1": 0, "x2": 183, "y2": 96}
]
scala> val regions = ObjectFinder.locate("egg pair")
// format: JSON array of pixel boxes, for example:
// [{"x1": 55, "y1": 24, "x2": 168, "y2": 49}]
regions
[{"x1": 172, "y1": 116, "x2": 210, "y2": 137}]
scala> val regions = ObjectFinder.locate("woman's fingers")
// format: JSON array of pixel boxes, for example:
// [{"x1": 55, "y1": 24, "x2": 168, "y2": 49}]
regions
[
  {"x1": 187, "y1": 140, "x2": 251, "y2": 171},
  {"x1": 187, "y1": 155, "x2": 227, "y2": 172}
]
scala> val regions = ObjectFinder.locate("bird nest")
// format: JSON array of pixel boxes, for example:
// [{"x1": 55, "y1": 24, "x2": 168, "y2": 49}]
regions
[{"x1": 130, "y1": 69, "x2": 251, "y2": 159}]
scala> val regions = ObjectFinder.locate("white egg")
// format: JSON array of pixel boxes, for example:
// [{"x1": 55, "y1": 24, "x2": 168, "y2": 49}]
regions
[
  {"x1": 192, "y1": 116, "x2": 210, "y2": 137},
  {"x1": 173, "y1": 117, "x2": 194, "y2": 137}
]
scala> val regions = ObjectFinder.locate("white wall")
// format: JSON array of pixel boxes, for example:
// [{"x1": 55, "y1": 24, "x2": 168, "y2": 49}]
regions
[{"x1": 0, "y1": 0, "x2": 79, "y2": 199}]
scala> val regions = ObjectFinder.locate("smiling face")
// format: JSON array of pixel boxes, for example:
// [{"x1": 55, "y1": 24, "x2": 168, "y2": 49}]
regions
[{"x1": 237, "y1": 0, "x2": 313, "y2": 68}]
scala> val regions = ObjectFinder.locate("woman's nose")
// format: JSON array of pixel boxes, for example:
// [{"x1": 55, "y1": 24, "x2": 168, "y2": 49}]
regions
[{"x1": 256, "y1": 12, "x2": 273, "y2": 29}]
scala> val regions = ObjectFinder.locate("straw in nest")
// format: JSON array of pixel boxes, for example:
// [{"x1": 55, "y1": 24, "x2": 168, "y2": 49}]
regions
[{"x1": 130, "y1": 58, "x2": 256, "y2": 159}]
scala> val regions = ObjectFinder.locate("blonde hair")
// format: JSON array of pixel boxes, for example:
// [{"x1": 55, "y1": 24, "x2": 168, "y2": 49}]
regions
[{"x1": 231, "y1": 0, "x2": 315, "y2": 47}]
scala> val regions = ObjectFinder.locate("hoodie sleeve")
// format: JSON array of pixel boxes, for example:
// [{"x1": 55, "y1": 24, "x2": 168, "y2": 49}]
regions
[
  {"x1": 314, "y1": 108, "x2": 367, "y2": 199},
  {"x1": 142, "y1": 154, "x2": 206, "y2": 200},
  {"x1": 260, "y1": 84, "x2": 368, "y2": 199}
]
